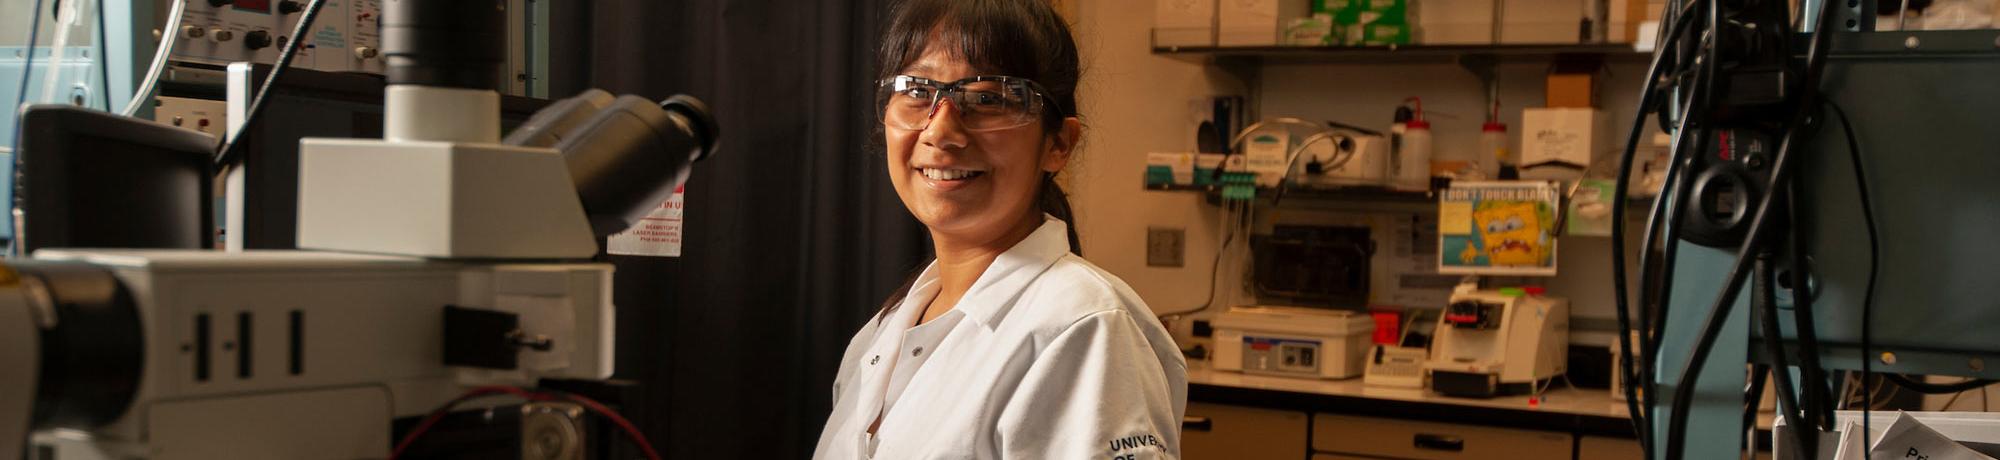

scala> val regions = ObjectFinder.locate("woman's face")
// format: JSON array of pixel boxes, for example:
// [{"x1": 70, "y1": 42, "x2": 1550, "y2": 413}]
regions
[{"x1": 884, "y1": 45, "x2": 1073, "y2": 246}]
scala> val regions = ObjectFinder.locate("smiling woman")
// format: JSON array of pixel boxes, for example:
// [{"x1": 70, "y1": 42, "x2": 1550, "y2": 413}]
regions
[{"x1": 812, "y1": 0, "x2": 1189, "y2": 459}]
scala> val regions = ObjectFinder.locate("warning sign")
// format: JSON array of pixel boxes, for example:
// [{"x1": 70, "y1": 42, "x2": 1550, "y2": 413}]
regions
[{"x1": 607, "y1": 186, "x2": 685, "y2": 257}]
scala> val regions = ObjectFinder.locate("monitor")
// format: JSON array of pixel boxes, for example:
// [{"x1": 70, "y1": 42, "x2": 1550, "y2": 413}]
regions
[{"x1": 13, "y1": 105, "x2": 218, "y2": 255}]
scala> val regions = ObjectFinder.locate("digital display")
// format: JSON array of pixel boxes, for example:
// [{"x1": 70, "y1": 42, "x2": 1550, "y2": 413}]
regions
[{"x1": 234, "y1": 0, "x2": 271, "y2": 13}]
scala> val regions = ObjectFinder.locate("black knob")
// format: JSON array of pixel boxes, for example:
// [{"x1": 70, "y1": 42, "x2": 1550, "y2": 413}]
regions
[
  {"x1": 207, "y1": 0, "x2": 233, "y2": 6},
  {"x1": 278, "y1": 0, "x2": 303, "y2": 14},
  {"x1": 244, "y1": 30, "x2": 272, "y2": 50}
]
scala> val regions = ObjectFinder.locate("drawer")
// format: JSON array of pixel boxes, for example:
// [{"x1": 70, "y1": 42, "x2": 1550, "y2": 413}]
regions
[
  {"x1": 1184, "y1": 402, "x2": 1309, "y2": 460},
  {"x1": 1577, "y1": 436, "x2": 1643, "y2": 460},
  {"x1": 1312, "y1": 413, "x2": 1572, "y2": 459}
]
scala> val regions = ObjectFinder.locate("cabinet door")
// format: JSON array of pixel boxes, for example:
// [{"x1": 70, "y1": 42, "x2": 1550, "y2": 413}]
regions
[
  {"x1": 1183, "y1": 402, "x2": 1310, "y2": 460},
  {"x1": 1312, "y1": 413, "x2": 1573, "y2": 459},
  {"x1": 1577, "y1": 436, "x2": 1643, "y2": 460},
  {"x1": 1311, "y1": 455, "x2": 1379, "y2": 460}
]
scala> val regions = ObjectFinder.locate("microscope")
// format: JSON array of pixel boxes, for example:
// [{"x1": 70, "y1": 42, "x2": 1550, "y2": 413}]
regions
[{"x1": 0, "y1": 1, "x2": 716, "y2": 459}]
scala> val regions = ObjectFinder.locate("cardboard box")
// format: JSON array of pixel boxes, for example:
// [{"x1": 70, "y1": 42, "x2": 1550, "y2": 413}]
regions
[
  {"x1": 1519, "y1": 108, "x2": 1609, "y2": 181},
  {"x1": 1156, "y1": 0, "x2": 1217, "y2": 47},
  {"x1": 1418, "y1": 0, "x2": 1496, "y2": 44},
  {"x1": 1147, "y1": 152, "x2": 1197, "y2": 186},
  {"x1": 1242, "y1": 129, "x2": 1291, "y2": 187},
  {"x1": 1333, "y1": 0, "x2": 1414, "y2": 45},
  {"x1": 1499, "y1": 0, "x2": 1586, "y2": 44},
  {"x1": 1608, "y1": 0, "x2": 1647, "y2": 43},
  {"x1": 1219, "y1": 0, "x2": 1313, "y2": 46},
  {"x1": 1545, "y1": 59, "x2": 1604, "y2": 108}
]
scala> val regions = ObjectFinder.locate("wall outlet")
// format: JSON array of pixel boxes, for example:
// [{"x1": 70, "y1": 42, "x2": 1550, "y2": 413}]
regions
[{"x1": 1147, "y1": 227, "x2": 1185, "y2": 267}]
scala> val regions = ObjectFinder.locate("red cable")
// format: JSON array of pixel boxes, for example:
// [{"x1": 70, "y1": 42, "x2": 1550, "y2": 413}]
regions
[
  {"x1": 390, "y1": 386, "x2": 550, "y2": 459},
  {"x1": 387, "y1": 385, "x2": 660, "y2": 460},
  {"x1": 553, "y1": 391, "x2": 663, "y2": 460}
]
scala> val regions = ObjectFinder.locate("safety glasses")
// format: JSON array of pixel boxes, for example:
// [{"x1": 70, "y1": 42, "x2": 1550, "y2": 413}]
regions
[{"x1": 875, "y1": 75, "x2": 1058, "y2": 132}]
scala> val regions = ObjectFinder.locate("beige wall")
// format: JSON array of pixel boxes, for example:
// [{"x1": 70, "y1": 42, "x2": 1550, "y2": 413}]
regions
[{"x1": 1067, "y1": 0, "x2": 1250, "y2": 320}]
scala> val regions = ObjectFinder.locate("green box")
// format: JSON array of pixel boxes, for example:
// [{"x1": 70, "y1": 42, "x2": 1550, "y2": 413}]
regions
[{"x1": 1362, "y1": 22, "x2": 1412, "y2": 45}]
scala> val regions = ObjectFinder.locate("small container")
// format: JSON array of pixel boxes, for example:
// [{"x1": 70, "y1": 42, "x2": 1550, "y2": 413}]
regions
[{"x1": 1481, "y1": 121, "x2": 1512, "y2": 179}]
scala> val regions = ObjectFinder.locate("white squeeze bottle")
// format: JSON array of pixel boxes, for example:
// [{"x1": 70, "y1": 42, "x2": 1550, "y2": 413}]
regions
[
  {"x1": 1396, "y1": 97, "x2": 1433, "y2": 191},
  {"x1": 1481, "y1": 121, "x2": 1509, "y2": 180}
]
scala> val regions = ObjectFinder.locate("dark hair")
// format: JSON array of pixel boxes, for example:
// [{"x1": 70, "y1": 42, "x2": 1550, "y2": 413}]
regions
[{"x1": 875, "y1": 0, "x2": 1084, "y2": 316}]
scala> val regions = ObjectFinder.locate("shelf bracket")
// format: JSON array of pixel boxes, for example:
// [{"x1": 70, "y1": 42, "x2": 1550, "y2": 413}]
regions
[
  {"x1": 1457, "y1": 54, "x2": 1500, "y2": 112},
  {"x1": 1213, "y1": 55, "x2": 1264, "y2": 121}
]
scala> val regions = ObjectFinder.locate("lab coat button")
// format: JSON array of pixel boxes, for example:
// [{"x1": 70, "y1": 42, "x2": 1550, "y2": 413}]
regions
[
  {"x1": 912, "y1": 347, "x2": 923, "y2": 356},
  {"x1": 871, "y1": 355, "x2": 880, "y2": 365}
]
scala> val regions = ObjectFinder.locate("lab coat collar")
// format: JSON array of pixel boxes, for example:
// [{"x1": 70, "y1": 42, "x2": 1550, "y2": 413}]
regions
[{"x1": 950, "y1": 214, "x2": 1072, "y2": 330}]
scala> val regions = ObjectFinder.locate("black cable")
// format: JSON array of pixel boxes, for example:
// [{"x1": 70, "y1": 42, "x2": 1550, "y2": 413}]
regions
[
  {"x1": 210, "y1": 0, "x2": 328, "y2": 169},
  {"x1": 1662, "y1": 0, "x2": 1845, "y2": 452},
  {"x1": 1769, "y1": 0, "x2": 1834, "y2": 432},
  {"x1": 1608, "y1": 4, "x2": 1704, "y2": 454},
  {"x1": 1157, "y1": 200, "x2": 1240, "y2": 321},
  {"x1": 1825, "y1": 98, "x2": 1878, "y2": 460},
  {"x1": 1757, "y1": 252, "x2": 1815, "y2": 459},
  {"x1": 1880, "y1": 374, "x2": 2000, "y2": 395},
  {"x1": 95, "y1": 0, "x2": 111, "y2": 112},
  {"x1": 1786, "y1": 175, "x2": 1835, "y2": 432},
  {"x1": 1608, "y1": 4, "x2": 1703, "y2": 453},
  {"x1": 1645, "y1": 54, "x2": 1719, "y2": 446},
  {"x1": 1744, "y1": 364, "x2": 1769, "y2": 458},
  {"x1": 10, "y1": 0, "x2": 49, "y2": 155},
  {"x1": 1639, "y1": 44, "x2": 1713, "y2": 436}
]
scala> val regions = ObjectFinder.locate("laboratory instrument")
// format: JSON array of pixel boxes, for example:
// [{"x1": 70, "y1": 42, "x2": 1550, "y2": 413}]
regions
[
  {"x1": 1424, "y1": 284, "x2": 1569, "y2": 398},
  {"x1": 0, "y1": 1, "x2": 718, "y2": 458},
  {"x1": 1362, "y1": 345, "x2": 1429, "y2": 388},
  {"x1": 1212, "y1": 306, "x2": 1377, "y2": 380},
  {"x1": 1293, "y1": 129, "x2": 1389, "y2": 187},
  {"x1": 1603, "y1": 1, "x2": 2000, "y2": 458}
]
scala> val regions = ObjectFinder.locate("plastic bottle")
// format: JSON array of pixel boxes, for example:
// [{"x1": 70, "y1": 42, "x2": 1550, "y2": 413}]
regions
[
  {"x1": 1481, "y1": 121, "x2": 1511, "y2": 180},
  {"x1": 1389, "y1": 104, "x2": 1413, "y2": 188},
  {"x1": 1395, "y1": 98, "x2": 1432, "y2": 191}
]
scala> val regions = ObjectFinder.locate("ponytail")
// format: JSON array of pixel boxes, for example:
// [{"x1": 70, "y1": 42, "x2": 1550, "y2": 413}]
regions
[{"x1": 1038, "y1": 173, "x2": 1081, "y2": 256}]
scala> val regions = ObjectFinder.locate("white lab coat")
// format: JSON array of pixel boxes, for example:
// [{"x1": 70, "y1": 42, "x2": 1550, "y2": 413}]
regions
[{"x1": 814, "y1": 216, "x2": 1188, "y2": 459}]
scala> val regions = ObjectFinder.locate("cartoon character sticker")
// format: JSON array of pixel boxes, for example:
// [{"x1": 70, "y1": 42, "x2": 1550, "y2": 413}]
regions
[{"x1": 1473, "y1": 202, "x2": 1549, "y2": 266}]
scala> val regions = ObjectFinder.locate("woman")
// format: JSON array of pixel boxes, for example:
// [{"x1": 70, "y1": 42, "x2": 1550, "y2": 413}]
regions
[{"x1": 813, "y1": 0, "x2": 1187, "y2": 458}]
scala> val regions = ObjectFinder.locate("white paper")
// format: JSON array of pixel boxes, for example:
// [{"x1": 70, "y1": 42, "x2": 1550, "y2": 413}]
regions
[
  {"x1": 1872, "y1": 412, "x2": 1998, "y2": 460},
  {"x1": 1833, "y1": 419, "x2": 1871, "y2": 460},
  {"x1": 607, "y1": 186, "x2": 685, "y2": 257}
]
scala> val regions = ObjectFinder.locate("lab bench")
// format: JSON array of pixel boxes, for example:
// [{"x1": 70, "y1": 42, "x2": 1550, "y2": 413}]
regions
[{"x1": 1183, "y1": 362, "x2": 1641, "y2": 460}]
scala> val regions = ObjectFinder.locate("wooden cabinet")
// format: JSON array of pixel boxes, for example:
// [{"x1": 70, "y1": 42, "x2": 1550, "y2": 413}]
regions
[
  {"x1": 1182, "y1": 402, "x2": 1310, "y2": 460},
  {"x1": 1312, "y1": 413, "x2": 1573, "y2": 459},
  {"x1": 1577, "y1": 436, "x2": 1644, "y2": 460}
]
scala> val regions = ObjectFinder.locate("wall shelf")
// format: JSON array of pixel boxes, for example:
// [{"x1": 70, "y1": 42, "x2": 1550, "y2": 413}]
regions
[
  {"x1": 1146, "y1": 182, "x2": 1436, "y2": 211},
  {"x1": 1146, "y1": 181, "x2": 1658, "y2": 213},
  {"x1": 1150, "y1": 43, "x2": 1649, "y2": 66}
]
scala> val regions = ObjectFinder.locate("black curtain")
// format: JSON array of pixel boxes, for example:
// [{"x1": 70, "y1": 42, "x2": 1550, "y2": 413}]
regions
[{"x1": 549, "y1": 1, "x2": 928, "y2": 458}]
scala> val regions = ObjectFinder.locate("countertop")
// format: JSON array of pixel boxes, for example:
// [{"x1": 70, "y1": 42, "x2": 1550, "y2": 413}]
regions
[{"x1": 1187, "y1": 360, "x2": 1640, "y2": 438}]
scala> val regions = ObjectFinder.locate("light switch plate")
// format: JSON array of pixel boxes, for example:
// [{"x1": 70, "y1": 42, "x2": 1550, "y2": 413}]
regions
[{"x1": 1147, "y1": 227, "x2": 1185, "y2": 267}]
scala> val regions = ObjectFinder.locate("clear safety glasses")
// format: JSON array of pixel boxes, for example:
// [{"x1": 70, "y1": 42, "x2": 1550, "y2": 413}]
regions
[{"x1": 875, "y1": 75, "x2": 1058, "y2": 132}]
